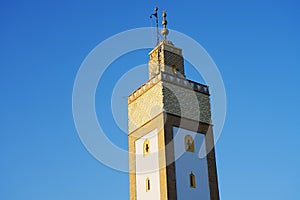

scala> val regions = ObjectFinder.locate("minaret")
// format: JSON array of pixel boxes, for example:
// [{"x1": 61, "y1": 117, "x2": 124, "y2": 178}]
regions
[{"x1": 128, "y1": 10, "x2": 220, "y2": 200}]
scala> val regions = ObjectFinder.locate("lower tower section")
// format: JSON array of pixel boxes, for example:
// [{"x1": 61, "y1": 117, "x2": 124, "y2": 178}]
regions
[{"x1": 128, "y1": 71, "x2": 219, "y2": 200}]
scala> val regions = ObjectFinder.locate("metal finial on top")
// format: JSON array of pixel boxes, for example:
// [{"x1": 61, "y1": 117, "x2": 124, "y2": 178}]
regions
[{"x1": 161, "y1": 10, "x2": 169, "y2": 40}]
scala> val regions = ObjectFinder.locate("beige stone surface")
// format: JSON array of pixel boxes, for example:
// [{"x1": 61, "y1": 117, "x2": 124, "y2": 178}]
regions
[
  {"x1": 128, "y1": 82, "x2": 163, "y2": 133},
  {"x1": 148, "y1": 41, "x2": 184, "y2": 79},
  {"x1": 128, "y1": 76, "x2": 211, "y2": 133},
  {"x1": 162, "y1": 82, "x2": 211, "y2": 124}
]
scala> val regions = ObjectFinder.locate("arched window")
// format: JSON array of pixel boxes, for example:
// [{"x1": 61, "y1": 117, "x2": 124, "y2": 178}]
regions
[
  {"x1": 190, "y1": 172, "x2": 196, "y2": 188},
  {"x1": 146, "y1": 177, "x2": 151, "y2": 192},
  {"x1": 143, "y1": 139, "x2": 150, "y2": 156},
  {"x1": 172, "y1": 65, "x2": 178, "y2": 74},
  {"x1": 185, "y1": 135, "x2": 195, "y2": 152}
]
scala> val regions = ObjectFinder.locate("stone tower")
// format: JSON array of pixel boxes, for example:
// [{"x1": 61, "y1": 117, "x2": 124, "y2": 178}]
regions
[{"x1": 128, "y1": 10, "x2": 219, "y2": 200}]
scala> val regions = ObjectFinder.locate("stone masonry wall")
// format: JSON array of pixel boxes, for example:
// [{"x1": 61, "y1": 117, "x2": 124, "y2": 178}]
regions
[
  {"x1": 128, "y1": 82, "x2": 163, "y2": 133},
  {"x1": 162, "y1": 82, "x2": 211, "y2": 124}
]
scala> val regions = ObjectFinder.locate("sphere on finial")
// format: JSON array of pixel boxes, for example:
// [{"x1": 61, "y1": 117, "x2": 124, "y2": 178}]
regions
[
  {"x1": 161, "y1": 10, "x2": 169, "y2": 40},
  {"x1": 161, "y1": 28, "x2": 169, "y2": 37},
  {"x1": 162, "y1": 10, "x2": 168, "y2": 28},
  {"x1": 154, "y1": 7, "x2": 158, "y2": 11}
]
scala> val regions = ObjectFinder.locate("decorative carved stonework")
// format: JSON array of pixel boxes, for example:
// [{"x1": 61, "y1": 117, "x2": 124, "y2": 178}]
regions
[
  {"x1": 148, "y1": 41, "x2": 185, "y2": 79},
  {"x1": 128, "y1": 72, "x2": 211, "y2": 133}
]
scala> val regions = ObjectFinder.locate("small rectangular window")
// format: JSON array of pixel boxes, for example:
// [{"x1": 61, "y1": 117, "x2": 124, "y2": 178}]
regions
[
  {"x1": 146, "y1": 178, "x2": 151, "y2": 192},
  {"x1": 190, "y1": 172, "x2": 196, "y2": 188},
  {"x1": 143, "y1": 139, "x2": 150, "y2": 156}
]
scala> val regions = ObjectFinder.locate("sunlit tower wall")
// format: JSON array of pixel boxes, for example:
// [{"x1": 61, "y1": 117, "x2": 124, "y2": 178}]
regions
[{"x1": 128, "y1": 10, "x2": 220, "y2": 200}]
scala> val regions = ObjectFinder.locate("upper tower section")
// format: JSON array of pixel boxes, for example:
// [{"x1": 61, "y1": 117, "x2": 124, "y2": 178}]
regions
[
  {"x1": 128, "y1": 9, "x2": 211, "y2": 133},
  {"x1": 148, "y1": 10, "x2": 185, "y2": 79}
]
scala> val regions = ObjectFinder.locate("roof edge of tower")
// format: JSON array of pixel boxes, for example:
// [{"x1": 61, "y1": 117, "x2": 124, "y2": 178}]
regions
[{"x1": 149, "y1": 40, "x2": 183, "y2": 56}]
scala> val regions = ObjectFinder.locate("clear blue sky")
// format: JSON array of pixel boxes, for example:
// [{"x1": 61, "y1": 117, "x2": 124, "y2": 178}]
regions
[{"x1": 1, "y1": 0, "x2": 299, "y2": 199}]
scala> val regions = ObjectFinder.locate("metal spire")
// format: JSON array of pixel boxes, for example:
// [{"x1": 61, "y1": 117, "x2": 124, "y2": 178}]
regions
[{"x1": 150, "y1": 7, "x2": 159, "y2": 45}]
